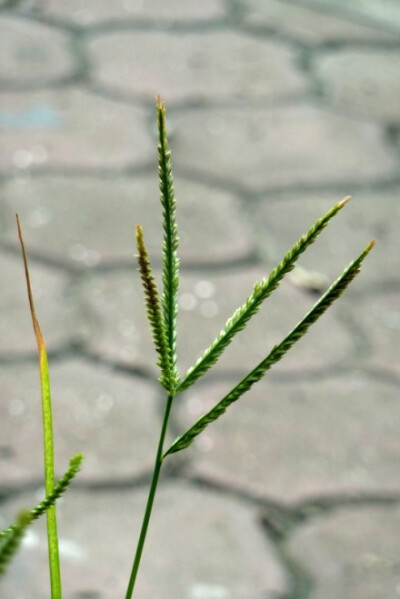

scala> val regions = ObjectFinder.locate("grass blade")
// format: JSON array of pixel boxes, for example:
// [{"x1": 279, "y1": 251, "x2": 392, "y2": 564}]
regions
[
  {"x1": 17, "y1": 215, "x2": 62, "y2": 599},
  {"x1": 157, "y1": 96, "x2": 180, "y2": 389},
  {"x1": 136, "y1": 225, "x2": 171, "y2": 389},
  {"x1": 165, "y1": 241, "x2": 375, "y2": 456},
  {"x1": 178, "y1": 197, "x2": 351, "y2": 392}
]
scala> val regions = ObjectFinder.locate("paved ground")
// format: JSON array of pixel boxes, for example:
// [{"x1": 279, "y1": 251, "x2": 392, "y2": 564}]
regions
[{"x1": 0, "y1": 1, "x2": 399, "y2": 598}]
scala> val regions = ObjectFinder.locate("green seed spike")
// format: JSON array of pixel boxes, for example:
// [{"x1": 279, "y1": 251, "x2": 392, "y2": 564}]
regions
[
  {"x1": 157, "y1": 96, "x2": 180, "y2": 389},
  {"x1": 177, "y1": 197, "x2": 351, "y2": 393},
  {"x1": 0, "y1": 512, "x2": 31, "y2": 577},
  {"x1": 136, "y1": 224, "x2": 171, "y2": 390},
  {"x1": 165, "y1": 240, "x2": 375, "y2": 457},
  {"x1": 0, "y1": 454, "x2": 83, "y2": 577}
]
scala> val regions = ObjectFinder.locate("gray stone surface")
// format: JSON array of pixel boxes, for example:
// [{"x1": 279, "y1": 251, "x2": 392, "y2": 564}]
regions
[
  {"x1": 249, "y1": 191, "x2": 400, "y2": 289},
  {"x1": 349, "y1": 289, "x2": 400, "y2": 376},
  {"x1": 0, "y1": 89, "x2": 152, "y2": 173},
  {"x1": 0, "y1": 359, "x2": 160, "y2": 485},
  {"x1": 171, "y1": 105, "x2": 397, "y2": 191},
  {"x1": 2, "y1": 175, "x2": 253, "y2": 267},
  {"x1": 286, "y1": 504, "x2": 400, "y2": 598},
  {"x1": 20, "y1": 0, "x2": 225, "y2": 25},
  {"x1": 239, "y1": 0, "x2": 397, "y2": 44},
  {"x1": 315, "y1": 49, "x2": 400, "y2": 122},
  {"x1": 174, "y1": 374, "x2": 400, "y2": 503},
  {"x1": 88, "y1": 31, "x2": 306, "y2": 102},
  {"x1": 75, "y1": 268, "x2": 159, "y2": 371},
  {"x1": 299, "y1": 0, "x2": 400, "y2": 34},
  {"x1": 0, "y1": 483, "x2": 288, "y2": 598},
  {"x1": 0, "y1": 16, "x2": 75, "y2": 85},
  {"x1": 0, "y1": 252, "x2": 81, "y2": 356}
]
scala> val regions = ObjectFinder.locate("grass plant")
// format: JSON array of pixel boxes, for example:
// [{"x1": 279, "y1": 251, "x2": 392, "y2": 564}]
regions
[{"x1": 1, "y1": 96, "x2": 374, "y2": 598}]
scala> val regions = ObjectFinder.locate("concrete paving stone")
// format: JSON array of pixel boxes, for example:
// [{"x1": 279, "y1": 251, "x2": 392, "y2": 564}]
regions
[
  {"x1": 2, "y1": 174, "x2": 253, "y2": 267},
  {"x1": 0, "y1": 15, "x2": 75, "y2": 86},
  {"x1": 171, "y1": 105, "x2": 397, "y2": 192},
  {"x1": 0, "y1": 190, "x2": 9, "y2": 235},
  {"x1": 19, "y1": 0, "x2": 225, "y2": 26},
  {"x1": 0, "y1": 252, "x2": 81, "y2": 356},
  {"x1": 0, "y1": 482, "x2": 288, "y2": 599},
  {"x1": 347, "y1": 289, "x2": 400, "y2": 376},
  {"x1": 173, "y1": 373, "x2": 400, "y2": 503},
  {"x1": 298, "y1": 0, "x2": 400, "y2": 35},
  {"x1": 75, "y1": 268, "x2": 159, "y2": 372},
  {"x1": 76, "y1": 267, "x2": 355, "y2": 376},
  {"x1": 249, "y1": 190, "x2": 400, "y2": 290},
  {"x1": 0, "y1": 358, "x2": 161, "y2": 486},
  {"x1": 88, "y1": 30, "x2": 306, "y2": 103},
  {"x1": 286, "y1": 504, "x2": 400, "y2": 598},
  {"x1": 0, "y1": 88, "x2": 152, "y2": 173},
  {"x1": 315, "y1": 49, "x2": 400, "y2": 122},
  {"x1": 238, "y1": 0, "x2": 398, "y2": 44}
]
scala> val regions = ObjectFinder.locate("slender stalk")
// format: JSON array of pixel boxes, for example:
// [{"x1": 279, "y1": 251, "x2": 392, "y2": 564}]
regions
[{"x1": 124, "y1": 393, "x2": 174, "y2": 599}]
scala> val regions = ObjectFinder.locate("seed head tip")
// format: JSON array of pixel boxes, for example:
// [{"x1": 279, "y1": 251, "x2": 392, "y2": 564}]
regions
[
  {"x1": 338, "y1": 196, "x2": 351, "y2": 208},
  {"x1": 156, "y1": 95, "x2": 165, "y2": 112}
]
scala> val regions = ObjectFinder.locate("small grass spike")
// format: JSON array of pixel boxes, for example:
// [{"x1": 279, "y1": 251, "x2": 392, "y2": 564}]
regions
[
  {"x1": 136, "y1": 225, "x2": 172, "y2": 389},
  {"x1": 157, "y1": 96, "x2": 180, "y2": 389}
]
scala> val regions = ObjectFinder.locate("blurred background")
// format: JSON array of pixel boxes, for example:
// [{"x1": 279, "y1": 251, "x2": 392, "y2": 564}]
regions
[{"x1": 0, "y1": 1, "x2": 399, "y2": 598}]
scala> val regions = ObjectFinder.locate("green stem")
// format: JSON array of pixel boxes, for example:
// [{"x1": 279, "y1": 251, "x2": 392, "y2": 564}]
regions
[
  {"x1": 41, "y1": 352, "x2": 61, "y2": 599},
  {"x1": 124, "y1": 393, "x2": 174, "y2": 599}
]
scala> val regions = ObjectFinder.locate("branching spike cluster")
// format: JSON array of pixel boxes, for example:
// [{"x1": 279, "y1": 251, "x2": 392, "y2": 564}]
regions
[
  {"x1": 178, "y1": 197, "x2": 351, "y2": 392},
  {"x1": 165, "y1": 241, "x2": 374, "y2": 456},
  {"x1": 11, "y1": 97, "x2": 376, "y2": 599}
]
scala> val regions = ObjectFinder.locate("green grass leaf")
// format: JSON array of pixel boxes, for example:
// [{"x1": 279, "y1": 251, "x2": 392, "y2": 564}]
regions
[
  {"x1": 165, "y1": 240, "x2": 375, "y2": 456},
  {"x1": 157, "y1": 96, "x2": 180, "y2": 389},
  {"x1": 136, "y1": 225, "x2": 172, "y2": 389},
  {"x1": 0, "y1": 454, "x2": 83, "y2": 578},
  {"x1": 178, "y1": 198, "x2": 351, "y2": 393},
  {"x1": 17, "y1": 216, "x2": 62, "y2": 599}
]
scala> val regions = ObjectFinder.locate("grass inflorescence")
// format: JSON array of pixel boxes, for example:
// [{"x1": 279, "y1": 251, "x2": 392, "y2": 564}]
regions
[{"x1": 1, "y1": 98, "x2": 374, "y2": 599}]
